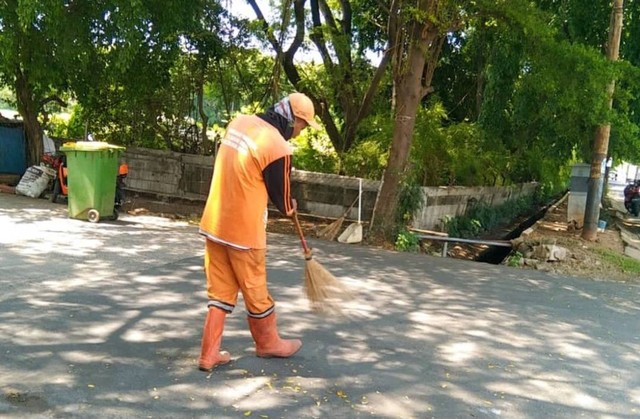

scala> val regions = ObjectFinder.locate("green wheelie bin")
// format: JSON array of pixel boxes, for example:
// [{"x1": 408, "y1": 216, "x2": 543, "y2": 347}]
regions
[{"x1": 59, "y1": 141, "x2": 125, "y2": 223}]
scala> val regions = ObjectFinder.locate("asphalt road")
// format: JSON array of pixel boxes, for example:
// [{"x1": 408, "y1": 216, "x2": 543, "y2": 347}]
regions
[{"x1": 1, "y1": 192, "x2": 639, "y2": 419}]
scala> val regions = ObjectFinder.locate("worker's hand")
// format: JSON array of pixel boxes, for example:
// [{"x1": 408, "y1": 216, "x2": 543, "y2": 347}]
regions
[{"x1": 287, "y1": 199, "x2": 297, "y2": 216}]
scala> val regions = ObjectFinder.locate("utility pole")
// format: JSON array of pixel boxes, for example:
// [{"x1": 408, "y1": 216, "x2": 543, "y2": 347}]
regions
[{"x1": 582, "y1": 0, "x2": 624, "y2": 241}]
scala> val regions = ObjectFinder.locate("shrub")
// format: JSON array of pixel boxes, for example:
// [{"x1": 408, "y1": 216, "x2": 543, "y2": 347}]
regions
[{"x1": 395, "y1": 229, "x2": 420, "y2": 252}]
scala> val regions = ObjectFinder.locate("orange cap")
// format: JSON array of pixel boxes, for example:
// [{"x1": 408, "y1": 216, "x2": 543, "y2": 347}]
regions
[
  {"x1": 288, "y1": 92, "x2": 321, "y2": 129},
  {"x1": 119, "y1": 163, "x2": 129, "y2": 175}
]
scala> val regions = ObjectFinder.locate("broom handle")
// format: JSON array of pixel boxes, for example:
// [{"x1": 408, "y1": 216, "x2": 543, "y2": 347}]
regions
[{"x1": 292, "y1": 212, "x2": 312, "y2": 257}]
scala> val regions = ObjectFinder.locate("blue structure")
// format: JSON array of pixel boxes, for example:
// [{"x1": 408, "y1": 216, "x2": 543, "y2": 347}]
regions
[{"x1": 0, "y1": 120, "x2": 27, "y2": 175}]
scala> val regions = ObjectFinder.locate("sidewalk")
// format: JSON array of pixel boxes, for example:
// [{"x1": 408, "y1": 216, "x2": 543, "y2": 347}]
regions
[{"x1": 1, "y1": 192, "x2": 639, "y2": 419}]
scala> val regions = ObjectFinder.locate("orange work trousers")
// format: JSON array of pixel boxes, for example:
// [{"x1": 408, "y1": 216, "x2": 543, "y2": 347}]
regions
[{"x1": 204, "y1": 239, "x2": 274, "y2": 316}]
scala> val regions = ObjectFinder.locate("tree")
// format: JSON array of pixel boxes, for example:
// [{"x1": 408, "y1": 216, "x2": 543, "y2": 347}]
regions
[
  {"x1": 369, "y1": 1, "x2": 465, "y2": 240},
  {"x1": 246, "y1": 0, "x2": 395, "y2": 154},
  {"x1": 63, "y1": 1, "x2": 225, "y2": 153},
  {"x1": 0, "y1": 0, "x2": 213, "y2": 160},
  {"x1": 0, "y1": 0, "x2": 70, "y2": 166}
]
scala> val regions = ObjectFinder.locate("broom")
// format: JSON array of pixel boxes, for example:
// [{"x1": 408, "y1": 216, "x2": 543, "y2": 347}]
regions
[
  {"x1": 316, "y1": 195, "x2": 359, "y2": 241},
  {"x1": 292, "y1": 211, "x2": 351, "y2": 313}
]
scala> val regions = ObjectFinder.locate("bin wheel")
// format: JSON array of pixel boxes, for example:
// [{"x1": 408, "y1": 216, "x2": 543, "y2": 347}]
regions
[{"x1": 88, "y1": 209, "x2": 100, "y2": 223}]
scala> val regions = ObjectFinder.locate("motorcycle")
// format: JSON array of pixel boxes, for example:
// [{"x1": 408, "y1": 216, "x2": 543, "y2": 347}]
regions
[
  {"x1": 113, "y1": 163, "x2": 128, "y2": 219},
  {"x1": 46, "y1": 153, "x2": 68, "y2": 204},
  {"x1": 40, "y1": 152, "x2": 68, "y2": 203},
  {"x1": 623, "y1": 180, "x2": 640, "y2": 217}
]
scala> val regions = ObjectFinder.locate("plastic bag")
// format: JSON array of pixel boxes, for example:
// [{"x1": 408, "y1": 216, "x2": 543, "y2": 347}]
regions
[{"x1": 15, "y1": 165, "x2": 56, "y2": 198}]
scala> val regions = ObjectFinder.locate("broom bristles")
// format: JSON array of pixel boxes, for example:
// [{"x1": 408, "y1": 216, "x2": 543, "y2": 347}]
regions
[
  {"x1": 316, "y1": 217, "x2": 344, "y2": 241},
  {"x1": 304, "y1": 257, "x2": 351, "y2": 314},
  {"x1": 316, "y1": 196, "x2": 358, "y2": 241}
]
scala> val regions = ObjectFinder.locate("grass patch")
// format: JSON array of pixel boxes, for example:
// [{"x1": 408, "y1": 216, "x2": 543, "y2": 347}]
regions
[{"x1": 593, "y1": 247, "x2": 640, "y2": 275}]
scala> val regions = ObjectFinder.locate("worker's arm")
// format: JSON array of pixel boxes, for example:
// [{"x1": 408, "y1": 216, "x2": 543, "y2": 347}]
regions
[{"x1": 263, "y1": 155, "x2": 296, "y2": 216}]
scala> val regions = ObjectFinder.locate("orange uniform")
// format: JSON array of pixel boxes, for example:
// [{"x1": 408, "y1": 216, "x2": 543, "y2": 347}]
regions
[
  {"x1": 197, "y1": 93, "x2": 319, "y2": 372},
  {"x1": 199, "y1": 114, "x2": 294, "y2": 317}
]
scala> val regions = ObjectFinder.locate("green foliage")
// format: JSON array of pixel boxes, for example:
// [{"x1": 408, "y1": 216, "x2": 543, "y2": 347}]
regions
[
  {"x1": 396, "y1": 180, "x2": 425, "y2": 226},
  {"x1": 609, "y1": 60, "x2": 640, "y2": 165},
  {"x1": 46, "y1": 104, "x2": 87, "y2": 140},
  {"x1": 291, "y1": 130, "x2": 339, "y2": 173},
  {"x1": 394, "y1": 229, "x2": 420, "y2": 253},
  {"x1": 409, "y1": 100, "x2": 504, "y2": 186},
  {"x1": 340, "y1": 140, "x2": 388, "y2": 179},
  {"x1": 341, "y1": 112, "x2": 394, "y2": 178},
  {"x1": 443, "y1": 194, "x2": 541, "y2": 238},
  {"x1": 0, "y1": 87, "x2": 14, "y2": 110},
  {"x1": 505, "y1": 251, "x2": 524, "y2": 267},
  {"x1": 3, "y1": 0, "x2": 640, "y2": 195},
  {"x1": 442, "y1": 214, "x2": 483, "y2": 238},
  {"x1": 478, "y1": 24, "x2": 615, "y2": 175},
  {"x1": 433, "y1": 0, "x2": 640, "y2": 181}
]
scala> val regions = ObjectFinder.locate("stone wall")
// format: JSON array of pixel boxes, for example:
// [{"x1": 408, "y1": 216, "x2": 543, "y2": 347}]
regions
[{"x1": 122, "y1": 147, "x2": 538, "y2": 231}]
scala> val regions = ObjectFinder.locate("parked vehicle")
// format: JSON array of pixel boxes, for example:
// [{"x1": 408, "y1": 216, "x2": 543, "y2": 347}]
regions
[
  {"x1": 623, "y1": 180, "x2": 640, "y2": 216},
  {"x1": 47, "y1": 154, "x2": 68, "y2": 204},
  {"x1": 113, "y1": 163, "x2": 128, "y2": 219},
  {"x1": 41, "y1": 152, "x2": 68, "y2": 203}
]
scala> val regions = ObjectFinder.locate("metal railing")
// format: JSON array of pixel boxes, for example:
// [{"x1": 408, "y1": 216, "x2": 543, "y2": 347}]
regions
[{"x1": 414, "y1": 233, "x2": 512, "y2": 257}]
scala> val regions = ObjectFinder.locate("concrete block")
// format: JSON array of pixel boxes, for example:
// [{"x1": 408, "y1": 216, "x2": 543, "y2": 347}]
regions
[
  {"x1": 619, "y1": 226, "x2": 640, "y2": 249},
  {"x1": 624, "y1": 245, "x2": 640, "y2": 261}
]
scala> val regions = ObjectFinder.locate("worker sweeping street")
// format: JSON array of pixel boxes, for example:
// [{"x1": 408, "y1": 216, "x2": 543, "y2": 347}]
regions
[{"x1": 197, "y1": 92, "x2": 321, "y2": 372}]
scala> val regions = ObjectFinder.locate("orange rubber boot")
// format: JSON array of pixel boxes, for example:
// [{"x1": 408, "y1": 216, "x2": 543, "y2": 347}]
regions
[
  {"x1": 198, "y1": 307, "x2": 231, "y2": 372},
  {"x1": 247, "y1": 313, "x2": 302, "y2": 358}
]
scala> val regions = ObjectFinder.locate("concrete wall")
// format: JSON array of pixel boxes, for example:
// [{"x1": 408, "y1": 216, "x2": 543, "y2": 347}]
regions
[
  {"x1": 413, "y1": 183, "x2": 539, "y2": 231},
  {"x1": 122, "y1": 147, "x2": 538, "y2": 231},
  {"x1": 124, "y1": 147, "x2": 212, "y2": 201}
]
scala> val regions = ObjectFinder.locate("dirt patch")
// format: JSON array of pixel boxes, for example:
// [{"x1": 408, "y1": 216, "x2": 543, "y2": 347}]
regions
[{"x1": 511, "y1": 197, "x2": 640, "y2": 282}]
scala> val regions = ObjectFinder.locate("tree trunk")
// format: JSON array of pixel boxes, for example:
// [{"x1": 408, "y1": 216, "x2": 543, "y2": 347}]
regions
[
  {"x1": 15, "y1": 71, "x2": 43, "y2": 167},
  {"x1": 196, "y1": 71, "x2": 209, "y2": 155},
  {"x1": 370, "y1": 2, "x2": 437, "y2": 240},
  {"x1": 369, "y1": 0, "x2": 441, "y2": 241},
  {"x1": 370, "y1": 70, "x2": 425, "y2": 239}
]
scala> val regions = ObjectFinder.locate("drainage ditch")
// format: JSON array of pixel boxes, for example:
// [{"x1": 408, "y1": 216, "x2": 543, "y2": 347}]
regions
[{"x1": 475, "y1": 201, "x2": 556, "y2": 264}]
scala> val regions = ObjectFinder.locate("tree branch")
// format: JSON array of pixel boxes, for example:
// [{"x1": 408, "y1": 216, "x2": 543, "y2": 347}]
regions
[
  {"x1": 247, "y1": 0, "x2": 281, "y2": 51},
  {"x1": 39, "y1": 95, "x2": 68, "y2": 109},
  {"x1": 309, "y1": 0, "x2": 335, "y2": 71}
]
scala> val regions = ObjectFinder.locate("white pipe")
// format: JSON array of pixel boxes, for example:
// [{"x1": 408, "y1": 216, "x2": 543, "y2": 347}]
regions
[{"x1": 358, "y1": 178, "x2": 362, "y2": 224}]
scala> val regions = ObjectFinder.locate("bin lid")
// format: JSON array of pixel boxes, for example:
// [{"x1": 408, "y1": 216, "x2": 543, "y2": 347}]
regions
[{"x1": 60, "y1": 141, "x2": 125, "y2": 151}]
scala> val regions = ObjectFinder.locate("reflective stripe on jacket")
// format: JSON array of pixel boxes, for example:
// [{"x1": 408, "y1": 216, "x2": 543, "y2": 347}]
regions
[{"x1": 199, "y1": 114, "x2": 293, "y2": 249}]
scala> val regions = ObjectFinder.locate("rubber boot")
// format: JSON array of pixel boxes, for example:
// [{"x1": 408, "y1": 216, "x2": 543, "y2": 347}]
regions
[
  {"x1": 247, "y1": 313, "x2": 302, "y2": 358},
  {"x1": 198, "y1": 307, "x2": 231, "y2": 372}
]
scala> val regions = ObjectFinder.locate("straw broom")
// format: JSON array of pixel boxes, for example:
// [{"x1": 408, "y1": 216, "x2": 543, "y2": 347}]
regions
[
  {"x1": 316, "y1": 196, "x2": 359, "y2": 241},
  {"x1": 292, "y1": 211, "x2": 351, "y2": 313}
]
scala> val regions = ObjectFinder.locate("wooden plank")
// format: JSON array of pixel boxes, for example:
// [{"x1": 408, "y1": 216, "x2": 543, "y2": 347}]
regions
[{"x1": 410, "y1": 227, "x2": 449, "y2": 237}]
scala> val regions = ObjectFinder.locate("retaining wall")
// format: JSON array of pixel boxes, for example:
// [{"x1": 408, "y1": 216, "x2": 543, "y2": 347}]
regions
[{"x1": 122, "y1": 147, "x2": 538, "y2": 231}]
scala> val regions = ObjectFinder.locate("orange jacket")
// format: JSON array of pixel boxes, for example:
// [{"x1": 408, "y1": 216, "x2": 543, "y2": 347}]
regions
[{"x1": 199, "y1": 115, "x2": 294, "y2": 249}]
